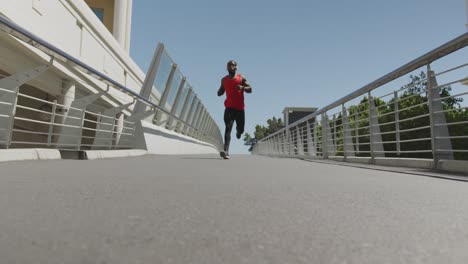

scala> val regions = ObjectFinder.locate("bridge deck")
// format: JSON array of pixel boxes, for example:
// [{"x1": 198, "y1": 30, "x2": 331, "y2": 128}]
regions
[{"x1": 1, "y1": 155, "x2": 467, "y2": 263}]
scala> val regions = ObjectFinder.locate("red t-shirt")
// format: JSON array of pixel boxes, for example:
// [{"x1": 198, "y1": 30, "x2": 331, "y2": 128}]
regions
[{"x1": 223, "y1": 74, "x2": 245, "y2": 110}]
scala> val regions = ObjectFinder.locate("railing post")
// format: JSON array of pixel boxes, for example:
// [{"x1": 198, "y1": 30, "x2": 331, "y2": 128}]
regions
[
  {"x1": 341, "y1": 111, "x2": 346, "y2": 160},
  {"x1": 368, "y1": 92, "x2": 375, "y2": 161},
  {"x1": 280, "y1": 132, "x2": 284, "y2": 155},
  {"x1": 200, "y1": 115, "x2": 209, "y2": 141},
  {"x1": 77, "y1": 109, "x2": 87, "y2": 150},
  {"x1": 270, "y1": 139, "x2": 274, "y2": 155},
  {"x1": 277, "y1": 135, "x2": 281, "y2": 155},
  {"x1": 155, "y1": 63, "x2": 177, "y2": 125},
  {"x1": 92, "y1": 101, "x2": 134, "y2": 150},
  {"x1": 279, "y1": 132, "x2": 283, "y2": 155},
  {"x1": 208, "y1": 119, "x2": 214, "y2": 138},
  {"x1": 134, "y1": 43, "x2": 164, "y2": 114},
  {"x1": 427, "y1": 65, "x2": 454, "y2": 169},
  {"x1": 47, "y1": 100, "x2": 58, "y2": 146},
  {"x1": 342, "y1": 104, "x2": 354, "y2": 161},
  {"x1": 333, "y1": 114, "x2": 337, "y2": 151},
  {"x1": 354, "y1": 109, "x2": 359, "y2": 155},
  {"x1": 187, "y1": 101, "x2": 202, "y2": 136},
  {"x1": 205, "y1": 116, "x2": 213, "y2": 141},
  {"x1": 110, "y1": 116, "x2": 117, "y2": 150},
  {"x1": 394, "y1": 91, "x2": 401, "y2": 156},
  {"x1": 306, "y1": 120, "x2": 316, "y2": 157},
  {"x1": 183, "y1": 96, "x2": 198, "y2": 134},
  {"x1": 176, "y1": 88, "x2": 192, "y2": 132},
  {"x1": 114, "y1": 113, "x2": 125, "y2": 149},
  {"x1": 327, "y1": 114, "x2": 336, "y2": 157},
  {"x1": 277, "y1": 134, "x2": 280, "y2": 155},
  {"x1": 427, "y1": 65, "x2": 437, "y2": 168},
  {"x1": 56, "y1": 88, "x2": 109, "y2": 149},
  {"x1": 166, "y1": 77, "x2": 186, "y2": 130},
  {"x1": 290, "y1": 128, "x2": 294, "y2": 155},
  {"x1": 5, "y1": 94, "x2": 18, "y2": 148},
  {"x1": 195, "y1": 109, "x2": 207, "y2": 139},
  {"x1": 192, "y1": 108, "x2": 203, "y2": 139},
  {"x1": 369, "y1": 92, "x2": 376, "y2": 163},
  {"x1": 321, "y1": 113, "x2": 329, "y2": 159},
  {"x1": 313, "y1": 119, "x2": 318, "y2": 157},
  {"x1": 54, "y1": 80, "x2": 76, "y2": 138},
  {"x1": 195, "y1": 106, "x2": 206, "y2": 138},
  {"x1": 270, "y1": 136, "x2": 274, "y2": 155},
  {"x1": 202, "y1": 112, "x2": 211, "y2": 140},
  {"x1": 368, "y1": 92, "x2": 385, "y2": 161},
  {"x1": 296, "y1": 126, "x2": 304, "y2": 156}
]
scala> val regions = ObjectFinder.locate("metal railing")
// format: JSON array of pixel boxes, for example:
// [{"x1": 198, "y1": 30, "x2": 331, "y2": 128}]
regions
[
  {"x1": 253, "y1": 32, "x2": 468, "y2": 169},
  {"x1": 0, "y1": 15, "x2": 223, "y2": 151}
]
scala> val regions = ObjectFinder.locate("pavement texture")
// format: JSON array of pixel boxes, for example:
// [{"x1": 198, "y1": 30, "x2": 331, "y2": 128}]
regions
[
  {"x1": 301, "y1": 158, "x2": 468, "y2": 182},
  {"x1": 1, "y1": 154, "x2": 468, "y2": 264}
]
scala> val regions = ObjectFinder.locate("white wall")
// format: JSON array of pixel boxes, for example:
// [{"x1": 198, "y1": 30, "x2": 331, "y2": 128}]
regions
[
  {"x1": 0, "y1": 0, "x2": 220, "y2": 154},
  {"x1": 0, "y1": 0, "x2": 144, "y2": 95}
]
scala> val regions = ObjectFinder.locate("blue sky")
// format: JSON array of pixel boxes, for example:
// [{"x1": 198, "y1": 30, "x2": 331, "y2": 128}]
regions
[{"x1": 130, "y1": 0, "x2": 467, "y2": 154}]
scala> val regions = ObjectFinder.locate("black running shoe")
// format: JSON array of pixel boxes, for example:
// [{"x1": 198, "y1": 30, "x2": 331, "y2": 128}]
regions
[{"x1": 220, "y1": 151, "x2": 230, "y2": 160}]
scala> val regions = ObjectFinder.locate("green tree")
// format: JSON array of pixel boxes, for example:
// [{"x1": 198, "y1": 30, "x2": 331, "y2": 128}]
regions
[
  {"x1": 347, "y1": 71, "x2": 468, "y2": 159},
  {"x1": 248, "y1": 72, "x2": 468, "y2": 160}
]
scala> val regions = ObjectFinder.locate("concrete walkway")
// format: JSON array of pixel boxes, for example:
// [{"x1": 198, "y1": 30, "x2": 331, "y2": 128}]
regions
[{"x1": 1, "y1": 155, "x2": 468, "y2": 263}]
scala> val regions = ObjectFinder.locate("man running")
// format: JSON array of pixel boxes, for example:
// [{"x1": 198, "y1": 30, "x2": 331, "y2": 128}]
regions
[{"x1": 217, "y1": 60, "x2": 252, "y2": 159}]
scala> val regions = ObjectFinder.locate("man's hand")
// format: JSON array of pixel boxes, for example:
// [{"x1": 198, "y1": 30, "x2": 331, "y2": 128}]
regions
[
  {"x1": 236, "y1": 84, "x2": 244, "y2": 91},
  {"x1": 217, "y1": 79, "x2": 225, "y2": 96},
  {"x1": 240, "y1": 77, "x2": 252, "y2": 93}
]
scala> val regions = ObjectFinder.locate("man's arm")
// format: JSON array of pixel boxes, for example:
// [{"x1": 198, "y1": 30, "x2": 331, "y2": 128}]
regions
[
  {"x1": 217, "y1": 79, "x2": 225, "y2": 96},
  {"x1": 238, "y1": 76, "x2": 252, "y2": 93}
]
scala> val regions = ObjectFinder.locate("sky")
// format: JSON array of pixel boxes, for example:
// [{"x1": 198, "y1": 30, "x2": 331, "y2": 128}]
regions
[{"x1": 130, "y1": 0, "x2": 467, "y2": 154}]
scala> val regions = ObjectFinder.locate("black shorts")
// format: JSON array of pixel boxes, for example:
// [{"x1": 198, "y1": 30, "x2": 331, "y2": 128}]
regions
[{"x1": 224, "y1": 108, "x2": 245, "y2": 134}]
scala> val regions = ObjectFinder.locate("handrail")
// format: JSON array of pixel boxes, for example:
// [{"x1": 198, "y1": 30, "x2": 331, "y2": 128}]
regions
[
  {"x1": 261, "y1": 32, "x2": 468, "y2": 141},
  {"x1": 0, "y1": 15, "x2": 197, "y2": 131}
]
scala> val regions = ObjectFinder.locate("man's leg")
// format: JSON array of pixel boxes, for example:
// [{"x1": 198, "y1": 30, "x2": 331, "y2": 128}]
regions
[
  {"x1": 235, "y1": 110, "x2": 245, "y2": 139},
  {"x1": 223, "y1": 108, "x2": 235, "y2": 155}
]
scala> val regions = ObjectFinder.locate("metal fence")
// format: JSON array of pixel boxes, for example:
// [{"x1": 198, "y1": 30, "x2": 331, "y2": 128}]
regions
[
  {"x1": 0, "y1": 15, "x2": 223, "y2": 151},
  {"x1": 253, "y1": 32, "x2": 468, "y2": 169}
]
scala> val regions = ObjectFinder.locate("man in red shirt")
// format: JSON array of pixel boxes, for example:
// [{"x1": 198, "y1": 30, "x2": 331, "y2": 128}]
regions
[{"x1": 217, "y1": 60, "x2": 252, "y2": 159}]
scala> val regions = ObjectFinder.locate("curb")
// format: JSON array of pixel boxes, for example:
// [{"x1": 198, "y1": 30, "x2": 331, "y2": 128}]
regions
[
  {"x1": 0, "y1": 148, "x2": 61, "y2": 162},
  {"x1": 83, "y1": 149, "x2": 148, "y2": 160}
]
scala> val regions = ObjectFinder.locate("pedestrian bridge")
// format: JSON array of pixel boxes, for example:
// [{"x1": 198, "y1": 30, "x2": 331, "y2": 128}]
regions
[
  {"x1": 1, "y1": 15, "x2": 468, "y2": 173},
  {"x1": 1, "y1": 154, "x2": 468, "y2": 263},
  {"x1": 1, "y1": 10, "x2": 468, "y2": 264}
]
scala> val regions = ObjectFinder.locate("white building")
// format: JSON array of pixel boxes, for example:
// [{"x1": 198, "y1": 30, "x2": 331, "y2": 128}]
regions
[{"x1": 0, "y1": 0, "x2": 222, "y2": 156}]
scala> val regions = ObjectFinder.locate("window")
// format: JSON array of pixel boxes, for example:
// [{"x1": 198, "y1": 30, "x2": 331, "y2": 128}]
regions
[{"x1": 91, "y1": 7, "x2": 104, "y2": 22}]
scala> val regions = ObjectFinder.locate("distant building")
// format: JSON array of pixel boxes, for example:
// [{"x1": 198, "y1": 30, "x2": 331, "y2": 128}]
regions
[{"x1": 282, "y1": 107, "x2": 318, "y2": 126}]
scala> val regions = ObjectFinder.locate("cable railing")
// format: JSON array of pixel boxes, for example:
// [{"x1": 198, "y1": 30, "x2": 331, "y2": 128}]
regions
[
  {"x1": 0, "y1": 15, "x2": 223, "y2": 151},
  {"x1": 253, "y1": 32, "x2": 468, "y2": 170}
]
